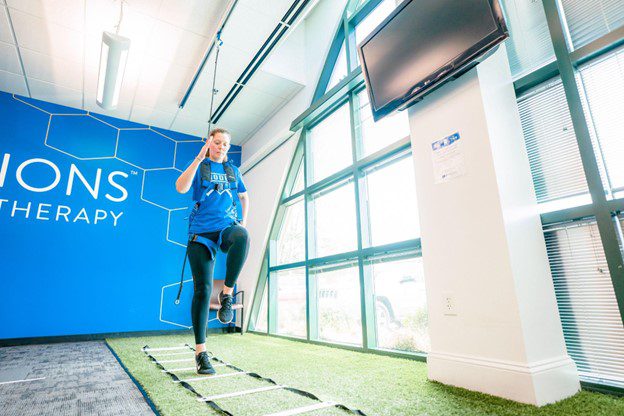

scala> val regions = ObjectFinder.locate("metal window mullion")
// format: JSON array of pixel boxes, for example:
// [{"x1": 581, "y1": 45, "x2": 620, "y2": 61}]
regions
[
  {"x1": 542, "y1": 0, "x2": 624, "y2": 321},
  {"x1": 256, "y1": 132, "x2": 307, "y2": 334},
  {"x1": 344, "y1": 11, "x2": 357, "y2": 74},
  {"x1": 303, "y1": 130, "x2": 318, "y2": 341},
  {"x1": 348, "y1": 92, "x2": 377, "y2": 349},
  {"x1": 248, "y1": 133, "x2": 304, "y2": 333},
  {"x1": 248, "y1": 255, "x2": 269, "y2": 333},
  {"x1": 267, "y1": 252, "x2": 278, "y2": 334}
]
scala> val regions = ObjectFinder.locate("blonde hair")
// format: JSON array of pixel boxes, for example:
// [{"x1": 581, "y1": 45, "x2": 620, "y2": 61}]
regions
[{"x1": 205, "y1": 128, "x2": 231, "y2": 162}]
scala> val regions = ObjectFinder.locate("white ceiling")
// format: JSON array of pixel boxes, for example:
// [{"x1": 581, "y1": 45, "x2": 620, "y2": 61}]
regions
[{"x1": 0, "y1": 0, "x2": 307, "y2": 145}]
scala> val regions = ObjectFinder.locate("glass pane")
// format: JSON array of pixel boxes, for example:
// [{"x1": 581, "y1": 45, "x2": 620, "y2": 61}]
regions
[
  {"x1": 291, "y1": 161, "x2": 305, "y2": 195},
  {"x1": 327, "y1": 42, "x2": 348, "y2": 91},
  {"x1": 314, "y1": 263, "x2": 362, "y2": 345},
  {"x1": 517, "y1": 79, "x2": 591, "y2": 211},
  {"x1": 275, "y1": 200, "x2": 305, "y2": 265},
  {"x1": 312, "y1": 181, "x2": 358, "y2": 258},
  {"x1": 354, "y1": 0, "x2": 396, "y2": 47},
  {"x1": 500, "y1": 0, "x2": 555, "y2": 78},
  {"x1": 254, "y1": 283, "x2": 268, "y2": 333},
  {"x1": 285, "y1": 155, "x2": 304, "y2": 198},
  {"x1": 309, "y1": 104, "x2": 353, "y2": 184},
  {"x1": 560, "y1": 0, "x2": 624, "y2": 50},
  {"x1": 356, "y1": 89, "x2": 410, "y2": 158},
  {"x1": 363, "y1": 155, "x2": 420, "y2": 246},
  {"x1": 275, "y1": 268, "x2": 307, "y2": 338},
  {"x1": 578, "y1": 47, "x2": 624, "y2": 198},
  {"x1": 370, "y1": 255, "x2": 430, "y2": 353}
]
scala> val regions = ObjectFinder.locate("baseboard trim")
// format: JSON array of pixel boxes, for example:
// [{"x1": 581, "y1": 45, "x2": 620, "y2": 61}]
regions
[
  {"x1": 0, "y1": 327, "x2": 241, "y2": 347},
  {"x1": 427, "y1": 351, "x2": 580, "y2": 406}
]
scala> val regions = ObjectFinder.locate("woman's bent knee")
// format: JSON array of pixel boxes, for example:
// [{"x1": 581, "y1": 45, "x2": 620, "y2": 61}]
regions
[{"x1": 231, "y1": 225, "x2": 249, "y2": 243}]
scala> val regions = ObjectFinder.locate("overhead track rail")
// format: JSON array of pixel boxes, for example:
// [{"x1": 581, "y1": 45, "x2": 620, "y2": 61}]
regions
[{"x1": 179, "y1": 0, "x2": 313, "y2": 126}]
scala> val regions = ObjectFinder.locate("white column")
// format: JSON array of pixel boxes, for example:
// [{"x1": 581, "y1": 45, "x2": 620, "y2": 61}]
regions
[{"x1": 407, "y1": 45, "x2": 580, "y2": 406}]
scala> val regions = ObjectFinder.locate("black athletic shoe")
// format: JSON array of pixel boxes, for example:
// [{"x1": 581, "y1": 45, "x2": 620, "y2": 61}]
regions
[
  {"x1": 218, "y1": 290, "x2": 234, "y2": 324},
  {"x1": 195, "y1": 351, "x2": 216, "y2": 375}
]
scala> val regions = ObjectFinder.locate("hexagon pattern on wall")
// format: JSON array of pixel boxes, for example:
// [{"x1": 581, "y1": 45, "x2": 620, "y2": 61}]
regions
[
  {"x1": 46, "y1": 115, "x2": 118, "y2": 159},
  {"x1": 12, "y1": 94, "x2": 243, "y2": 329}
]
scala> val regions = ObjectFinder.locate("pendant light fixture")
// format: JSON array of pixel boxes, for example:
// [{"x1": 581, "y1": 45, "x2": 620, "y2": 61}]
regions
[{"x1": 96, "y1": 0, "x2": 131, "y2": 110}]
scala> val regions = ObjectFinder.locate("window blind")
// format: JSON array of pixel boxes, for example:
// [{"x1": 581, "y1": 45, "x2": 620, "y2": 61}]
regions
[
  {"x1": 501, "y1": 0, "x2": 555, "y2": 78},
  {"x1": 518, "y1": 79, "x2": 589, "y2": 204},
  {"x1": 578, "y1": 47, "x2": 624, "y2": 195},
  {"x1": 560, "y1": 0, "x2": 624, "y2": 50},
  {"x1": 544, "y1": 220, "x2": 624, "y2": 388}
]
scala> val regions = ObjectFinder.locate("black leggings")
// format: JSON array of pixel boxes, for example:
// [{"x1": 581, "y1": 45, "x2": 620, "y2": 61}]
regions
[{"x1": 187, "y1": 225, "x2": 250, "y2": 344}]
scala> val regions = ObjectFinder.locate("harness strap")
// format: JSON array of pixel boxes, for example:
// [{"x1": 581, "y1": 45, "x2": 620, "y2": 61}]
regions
[{"x1": 174, "y1": 227, "x2": 230, "y2": 305}]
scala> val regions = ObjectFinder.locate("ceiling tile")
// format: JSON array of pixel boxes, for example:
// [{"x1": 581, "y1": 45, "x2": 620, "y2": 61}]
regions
[
  {"x1": 226, "y1": 85, "x2": 284, "y2": 119},
  {"x1": 131, "y1": 105, "x2": 176, "y2": 129},
  {"x1": 0, "y1": 40, "x2": 22, "y2": 74},
  {"x1": 6, "y1": 0, "x2": 84, "y2": 32},
  {"x1": 170, "y1": 114, "x2": 207, "y2": 138},
  {"x1": 245, "y1": 69, "x2": 304, "y2": 99},
  {"x1": 238, "y1": 0, "x2": 294, "y2": 21},
  {"x1": 191, "y1": 44, "x2": 249, "y2": 92},
  {"x1": 216, "y1": 110, "x2": 265, "y2": 145},
  {"x1": 221, "y1": 4, "x2": 278, "y2": 55},
  {"x1": 147, "y1": 20, "x2": 209, "y2": 68},
  {"x1": 139, "y1": 55, "x2": 195, "y2": 94},
  {"x1": 0, "y1": 68, "x2": 28, "y2": 95},
  {"x1": 21, "y1": 47, "x2": 82, "y2": 90},
  {"x1": 85, "y1": 1, "x2": 156, "y2": 51},
  {"x1": 158, "y1": 0, "x2": 228, "y2": 37},
  {"x1": 28, "y1": 78, "x2": 82, "y2": 109},
  {"x1": 177, "y1": 92, "x2": 214, "y2": 121},
  {"x1": 126, "y1": 0, "x2": 163, "y2": 18},
  {"x1": 133, "y1": 82, "x2": 182, "y2": 113},
  {"x1": 0, "y1": 6, "x2": 13, "y2": 44},
  {"x1": 10, "y1": 9, "x2": 83, "y2": 63}
]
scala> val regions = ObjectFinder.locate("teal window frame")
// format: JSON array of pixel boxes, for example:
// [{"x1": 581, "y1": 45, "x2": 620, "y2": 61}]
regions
[{"x1": 247, "y1": 0, "x2": 624, "y2": 394}]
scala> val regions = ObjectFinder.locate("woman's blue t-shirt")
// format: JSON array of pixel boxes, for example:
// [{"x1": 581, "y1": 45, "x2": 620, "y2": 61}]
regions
[{"x1": 187, "y1": 159, "x2": 247, "y2": 233}]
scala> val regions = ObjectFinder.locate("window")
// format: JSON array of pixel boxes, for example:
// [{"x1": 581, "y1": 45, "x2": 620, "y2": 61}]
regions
[
  {"x1": 274, "y1": 199, "x2": 305, "y2": 265},
  {"x1": 285, "y1": 155, "x2": 305, "y2": 197},
  {"x1": 254, "y1": 284, "x2": 268, "y2": 333},
  {"x1": 354, "y1": 0, "x2": 397, "y2": 47},
  {"x1": 578, "y1": 47, "x2": 624, "y2": 198},
  {"x1": 368, "y1": 254, "x2": 429, "y2": 353},
  {"x1": 355, "y1": 89, "x2": 410, "y2": 158},
  {"x1": 275, "y1": 268, "x2": 307, "y2": 338},
  {"x1": 313, "y1": 262, "x2": 363, "y2": 346},
  {"x1": 291, "y1": 163, "x2": 305, "y2": 195},
  {"x1": 327, "y1": 42, "x2": 348, "y2": 91},
  {"x1": 311, "y1": 180, "x2": 358, "y2": 258},
  {"x1": 517, "y1": 78, "x2": 591, "y2": 212},
  {"x1": 501, "y1": 0, "x2": 555, "y2": 78},
  {"x1": 560, "y1": 0, "x2": 624, "y2": 50},
  {"x1": 308, "y1": 103, "x2": 353, "y2": 184},
  {"x1": 362, "y1": 154, "x2": 419, "y2": 247},
  {"x1": 544, "y1": 220, "x2": 624, "y2": 388}
]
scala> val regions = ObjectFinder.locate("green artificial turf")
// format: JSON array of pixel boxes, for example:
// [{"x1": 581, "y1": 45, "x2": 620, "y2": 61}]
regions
[{"x1": 107, "y1": 333, "x2": 624, "y2": 416}]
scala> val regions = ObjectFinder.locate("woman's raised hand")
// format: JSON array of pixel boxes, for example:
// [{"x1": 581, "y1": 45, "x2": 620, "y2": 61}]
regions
[{"x1": 196, "y1": 137, "x2": 211, "y2": 161}]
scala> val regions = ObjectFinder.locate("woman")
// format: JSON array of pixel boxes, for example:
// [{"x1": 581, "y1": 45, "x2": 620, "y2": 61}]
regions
[{"x1": 175, "y1": 128, "x2": 250, "y2": 375}]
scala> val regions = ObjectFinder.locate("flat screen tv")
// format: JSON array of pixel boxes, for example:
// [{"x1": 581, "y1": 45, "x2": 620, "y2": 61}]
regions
[{"x1": 358, "y1": 0, "x2": 508, "y2": 121}]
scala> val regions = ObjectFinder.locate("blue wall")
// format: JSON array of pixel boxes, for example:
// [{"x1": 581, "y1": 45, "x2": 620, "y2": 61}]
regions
[{"x1": 0, "y1": 92, "x2": 242, "y2": 339}]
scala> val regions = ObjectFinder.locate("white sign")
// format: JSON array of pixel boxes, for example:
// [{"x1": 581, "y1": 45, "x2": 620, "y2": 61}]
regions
[{"x1": 431, "y1": 132, "x2": 466, "y2": 184}]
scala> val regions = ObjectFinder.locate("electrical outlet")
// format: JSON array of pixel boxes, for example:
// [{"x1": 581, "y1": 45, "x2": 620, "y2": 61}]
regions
[{"x1": 443, "y1": 293, "x2": 457, "y2": 316}]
